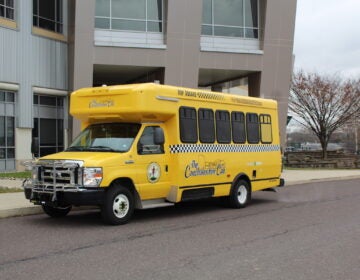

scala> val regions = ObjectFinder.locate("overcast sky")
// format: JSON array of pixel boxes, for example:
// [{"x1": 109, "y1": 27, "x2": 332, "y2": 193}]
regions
[{"x1": 293, "y1": 0, "x2": 360, "y2": 78}]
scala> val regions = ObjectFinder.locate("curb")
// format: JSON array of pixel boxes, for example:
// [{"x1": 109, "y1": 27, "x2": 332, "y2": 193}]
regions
[
  {"x1": 284, "y1": 175, "x2": 360, "y2": 186},
  {"x1": 0, "y1": 205, "x2": 42, "y2": 219},
  {"x1": 0, "y1": 203, "x2": 97, "y2": 219}
]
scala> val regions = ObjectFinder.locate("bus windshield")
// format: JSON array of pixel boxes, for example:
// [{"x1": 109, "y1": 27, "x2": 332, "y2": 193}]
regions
[{"x1": 67, "y1": 123, "x2": 141, "y2": 153}]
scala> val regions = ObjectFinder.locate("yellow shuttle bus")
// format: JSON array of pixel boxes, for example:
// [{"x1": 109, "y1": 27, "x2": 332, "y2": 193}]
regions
[{"x1": 24, "y1": 83, "x2": 284, "y2": 225}]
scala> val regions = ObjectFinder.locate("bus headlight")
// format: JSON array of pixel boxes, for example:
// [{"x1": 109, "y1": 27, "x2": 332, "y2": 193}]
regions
[
  {"x1": 32, "y1": 166, "x2": 39, "y2": 181},
  {"x1": 83, "y1": 168, "x2": 103, "y2": 187}
]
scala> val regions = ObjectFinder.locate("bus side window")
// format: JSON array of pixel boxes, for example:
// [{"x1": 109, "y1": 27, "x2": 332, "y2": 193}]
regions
[
  {"x1": 216, "y1": 110, "x2": 231, "y2": 143},
  {"x1": 246, "y1": 113, "x2": 259, "y2": 144},
  {"x1": 231, "y1": 111, "x2": 246, "y2": 143},
  {"x1": 179, "y1": 106, "x2": 198, "y2": 143},
  {"x1": 138, "y1": 126, "x2": 164, "y2": 155},
  {"x1": 199, "y1": 108, "x2": 215, "y2": 143},
  {"x1": 260, "y1": 114, "x2": 273, "y2": 143}
]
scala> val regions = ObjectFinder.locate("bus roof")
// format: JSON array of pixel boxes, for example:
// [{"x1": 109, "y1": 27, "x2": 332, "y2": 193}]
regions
[{"x1": 70, "y1": 83, "x2": 278, "y2": 123}]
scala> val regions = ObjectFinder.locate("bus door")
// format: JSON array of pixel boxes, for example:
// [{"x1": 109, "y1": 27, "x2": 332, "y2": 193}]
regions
[{"x1": 133, "y1": 125, "x2": 170, "y2": 200}]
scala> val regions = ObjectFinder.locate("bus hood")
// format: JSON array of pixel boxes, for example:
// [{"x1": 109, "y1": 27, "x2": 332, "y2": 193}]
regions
[{"x1": 39, "y1": 151, "x2": 127, "y2": 167}]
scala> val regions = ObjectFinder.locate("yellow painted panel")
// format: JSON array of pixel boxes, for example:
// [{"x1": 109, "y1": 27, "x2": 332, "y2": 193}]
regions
[{"x1": 40, "y1": 83, "x2": 283, "y2": 205}]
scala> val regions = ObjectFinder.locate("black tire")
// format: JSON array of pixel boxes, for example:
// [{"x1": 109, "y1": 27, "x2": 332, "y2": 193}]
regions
[
  {"x1": 42, "y1": 205, "x2": 72, "y2": 218},
  {"x1": 101, "y1": 185, "x2": 134, "y2": 225},
  {"x1": 229, "y1": 179, "x2": 251, "y2": 208}
]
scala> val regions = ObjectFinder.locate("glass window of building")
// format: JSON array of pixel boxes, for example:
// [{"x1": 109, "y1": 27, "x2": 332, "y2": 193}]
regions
[
  {"x1": 33, "y1": 94, "x2": 64, "y2": 157},
  {"x1": 0, "y1": 0, "x2": 14, "y2": 20},
  {"x1": 33, "y1": 0, "x2": 63, "y2": 33},
  {"x1": 210, "y1": 77, "x2": 249, "y2": 96},
  {"x1": 0, "y1": 90, "x2": 16, "y2": 171},
  {"x1": 202, "y1": 0, "x2": 258, "y2": 38},
  {"x1": 95, "y1": 0, "x2": 163, "y2": 33}
]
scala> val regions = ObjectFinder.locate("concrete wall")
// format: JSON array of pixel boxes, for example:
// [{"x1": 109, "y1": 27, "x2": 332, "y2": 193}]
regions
[
  {"x1": 164, "y1": 0, "x2": 202, "y2": 87},
  {"x1": 70, "y1": 0, "x2": 297, "y2": 147}
]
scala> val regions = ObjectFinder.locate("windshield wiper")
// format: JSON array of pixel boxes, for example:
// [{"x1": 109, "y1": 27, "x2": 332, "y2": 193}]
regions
[
  {"x1": 66, "y1": 145, "x2": 119, "y2": 152},
  {"x1": 66, "y1": 146, "x2": 86, "y2": 151},
  {"x1": 88, "y1": 146, "x2": 117, "y2": 152}
]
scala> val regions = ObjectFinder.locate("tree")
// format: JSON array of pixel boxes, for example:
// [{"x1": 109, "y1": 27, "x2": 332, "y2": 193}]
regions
[{"x1": 289, "y1": 71, "x2": 360, "y2": 158}]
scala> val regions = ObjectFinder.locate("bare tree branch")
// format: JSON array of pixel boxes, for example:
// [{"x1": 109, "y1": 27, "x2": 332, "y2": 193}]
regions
[{"x1": 289, "y1": 71, "x2": 360, "y2": 158}]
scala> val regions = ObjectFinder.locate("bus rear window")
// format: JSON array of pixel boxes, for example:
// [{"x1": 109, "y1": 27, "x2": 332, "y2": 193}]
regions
[{"x1": 260, "y1": 114, "x2": 272, "y2": 143}]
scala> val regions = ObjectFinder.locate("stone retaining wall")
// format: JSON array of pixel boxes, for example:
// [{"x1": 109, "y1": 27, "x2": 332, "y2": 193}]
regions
[{"x1": 284, "y1": 151, "x2": 360, "y2": 169}]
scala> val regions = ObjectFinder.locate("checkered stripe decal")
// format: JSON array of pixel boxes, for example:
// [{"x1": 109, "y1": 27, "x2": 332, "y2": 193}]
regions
[{"x1": 169, "y1": 144, "x2": 280, "y2": 154}]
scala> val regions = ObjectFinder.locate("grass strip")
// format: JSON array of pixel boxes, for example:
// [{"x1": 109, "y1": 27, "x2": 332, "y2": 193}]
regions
[
  {"x1": 0, "y1": 187, "x2": 23, "y2": 193},
  {"x1": 0, "y1": 172, "x2": 31, "y2": 179}
]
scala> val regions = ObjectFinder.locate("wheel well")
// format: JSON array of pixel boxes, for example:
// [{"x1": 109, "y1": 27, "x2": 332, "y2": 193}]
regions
[
  {"x1": 233, "y1": 173, "x2": 252, "y2": 197},
  {"x1": 111, "y1": 177, "x2": 135, "y2": 192},
  {"x1": 109, "y1": 178, "x2": 141, "y2": 208}
]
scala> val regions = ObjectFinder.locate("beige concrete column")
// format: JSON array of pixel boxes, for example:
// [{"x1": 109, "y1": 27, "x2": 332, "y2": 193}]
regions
[
  {"x1": 68, "y1": 0, "x2": 95, "y2": 139},
  {"x1": 260, "y1": 0, "x2": 297, "y2": 147},
  {"x1": 164, "y1": 0, "x2": 202, "y2": 88},
  {"x1": 15, "y1": 128, "x2": 32, "y2": 171}
]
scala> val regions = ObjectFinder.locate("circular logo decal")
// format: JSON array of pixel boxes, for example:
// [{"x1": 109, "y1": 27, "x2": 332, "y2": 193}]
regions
[{"x1": 147, "y1": 162, "x2": 161, "y2": 183}]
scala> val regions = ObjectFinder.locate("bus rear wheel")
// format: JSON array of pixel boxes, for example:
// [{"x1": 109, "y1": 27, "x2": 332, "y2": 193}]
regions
[{"x1": 229, "y1": 179, "x2": 250, "y2": 208}]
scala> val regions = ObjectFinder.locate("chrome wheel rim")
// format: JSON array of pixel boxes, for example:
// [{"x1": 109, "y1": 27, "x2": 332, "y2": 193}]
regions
[
  {"x1": 237, "y1": 185, "x2": 247, "y2": 204},
  {"x1": 113, "y1": 194, "x2": 129, "y2": 218}
]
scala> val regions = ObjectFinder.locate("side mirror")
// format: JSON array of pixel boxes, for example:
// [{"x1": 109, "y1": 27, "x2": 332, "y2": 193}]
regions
[
  {"x1": 154, "y1": 127, "x2": 164, "y2": 145},
  {"x1": 31, "y1": 137, "x2": 39, "y2": 155}
]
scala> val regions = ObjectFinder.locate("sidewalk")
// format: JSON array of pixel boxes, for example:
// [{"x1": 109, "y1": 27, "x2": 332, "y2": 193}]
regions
[
  {"x1": 282, "y1": 169, "x2": 360, "y2": 185},
  {"x1": 1, "y1": 169, "x2": 360, "y2": 219}
]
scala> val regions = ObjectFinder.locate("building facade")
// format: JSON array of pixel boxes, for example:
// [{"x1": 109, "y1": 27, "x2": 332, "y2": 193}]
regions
[
  {"x1": 0, "y1": 0, "x2": 297, "y2": 171},
  {"x1": 0, "y1": 0, "x2": 69, "y2": 171}
]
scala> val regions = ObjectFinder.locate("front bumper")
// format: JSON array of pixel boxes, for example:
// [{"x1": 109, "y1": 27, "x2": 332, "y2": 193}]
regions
[{"x1": 23, "y1": 179, "x2": 105, "y2": 207}]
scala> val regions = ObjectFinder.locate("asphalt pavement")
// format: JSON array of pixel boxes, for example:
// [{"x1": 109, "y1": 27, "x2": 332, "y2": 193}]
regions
[
  {"x1": 1, "y1": 179, "x2": 360, "y2": 280},
  {"x1": 0, "y1": 169, "x2": 360, "y2": 219}
]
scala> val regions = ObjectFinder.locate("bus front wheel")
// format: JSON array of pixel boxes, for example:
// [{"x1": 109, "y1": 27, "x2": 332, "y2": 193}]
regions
[{"x1": 101, "y1": 185, "x2": 134, "y2": 225}]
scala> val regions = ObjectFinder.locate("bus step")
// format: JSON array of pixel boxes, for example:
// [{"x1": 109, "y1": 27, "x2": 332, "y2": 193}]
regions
[
  {"x1": 141, "y1": 199, "x2": 174, "y2": 209},
  {"x1": 261, "y1": 188, "x2": 277, "y2": 193}
]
